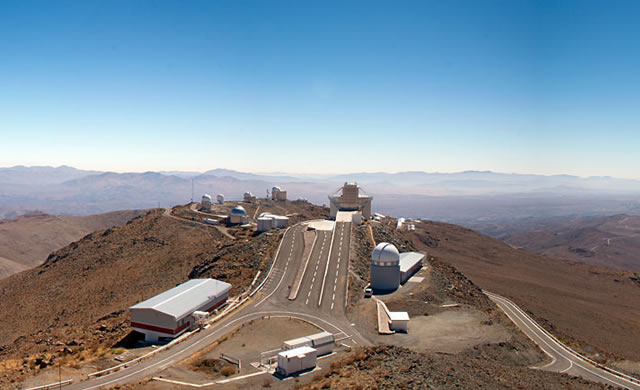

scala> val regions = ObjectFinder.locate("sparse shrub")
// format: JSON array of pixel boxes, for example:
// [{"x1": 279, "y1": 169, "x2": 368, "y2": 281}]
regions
[
  {"x1": 220, "y1": 364, "x2": 236, "y2": 377},
  {"x1": 262, "y1": 378, "x2": 272, "y2": 387}
]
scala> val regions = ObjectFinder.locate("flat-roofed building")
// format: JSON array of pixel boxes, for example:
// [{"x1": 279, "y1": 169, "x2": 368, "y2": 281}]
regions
[
  {"x1": 399, "y1": 252, "x2": 424, "y2": 284},
  {"x1": 276, "y1": 346, "x2": 317, "y2": 376},
  {"x1": 129, "y1": 278, "x2": 232, "y2": 342}
]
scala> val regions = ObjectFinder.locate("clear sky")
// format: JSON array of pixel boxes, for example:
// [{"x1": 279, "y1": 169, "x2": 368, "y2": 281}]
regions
[{"x1": 1, "y1": 1, "x2": 639, "y2": 177}]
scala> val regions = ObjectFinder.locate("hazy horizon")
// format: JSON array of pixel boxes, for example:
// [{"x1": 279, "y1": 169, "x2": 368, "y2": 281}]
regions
[
  {"x1": 2, "y1": 1, "x2": 640, "y2": 179},
  {"x1": 2, "y1": 164, "x2": 640, "y2": 181}
]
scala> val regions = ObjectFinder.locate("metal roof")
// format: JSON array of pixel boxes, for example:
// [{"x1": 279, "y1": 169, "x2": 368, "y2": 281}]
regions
[
  {"x1": 278, "y1": 346, "x2": 316, "y2": 358},
  {"x1": 399, "y1": 252, "x2": 425, "y2": 272},
  {"x1": 130, "y1": 279, "x2": 231, "y2": 320}
]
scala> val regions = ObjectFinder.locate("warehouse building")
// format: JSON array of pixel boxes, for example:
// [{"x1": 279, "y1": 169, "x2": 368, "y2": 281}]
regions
[
  {"x1": 328, "y1": 182, "x2": 373, "y2": 219},
  {"x1": 129, "y1": 278, "x2": 232, "y2": 342}
]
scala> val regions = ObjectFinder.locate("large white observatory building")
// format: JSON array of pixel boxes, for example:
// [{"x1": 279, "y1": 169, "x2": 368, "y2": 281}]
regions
[
  {"x1": 329, "y1": 182, "x2": 372, "y2": 219},
  {"x1": 370, "y1": 242, "x2": 425, "y2": 293},
  {"x1": 370, "y1": 242, "x2": 401, "y2": 292}
]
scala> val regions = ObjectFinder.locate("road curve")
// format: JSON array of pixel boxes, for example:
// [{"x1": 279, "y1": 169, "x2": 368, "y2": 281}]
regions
[
  {"x1": 61, "y1": 221, "x2": 365, "y2": 389},
  {"x1": 485, "y1": 291, "x2": 640, "y2": 390}
]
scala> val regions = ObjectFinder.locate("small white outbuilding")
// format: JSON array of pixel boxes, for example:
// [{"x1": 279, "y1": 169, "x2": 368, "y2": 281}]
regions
[
  {"x1": 389, "y1": 311, "x2": 410, "y2": 333},
  {"x1": 276, "y1": 346, "x2": 317, "y2": 376},
  {"x1": 282, "y1": 331, "x2": 335, "y2": 356}
]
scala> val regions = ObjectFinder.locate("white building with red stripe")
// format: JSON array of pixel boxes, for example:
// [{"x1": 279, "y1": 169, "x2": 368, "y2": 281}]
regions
[{"x1": 129, "y1": 278, "x2": 232, "y2": 342}]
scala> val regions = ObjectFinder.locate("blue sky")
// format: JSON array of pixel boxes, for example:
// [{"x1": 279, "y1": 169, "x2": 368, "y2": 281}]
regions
[{"x1": 1, "y1": 1, "x2": 639, "y2": 177}]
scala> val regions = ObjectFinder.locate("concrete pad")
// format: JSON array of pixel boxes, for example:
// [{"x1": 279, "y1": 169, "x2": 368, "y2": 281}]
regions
[
  {"x1": 407, "y1": 276, "x2": 425, "y2": 283},
  {"x1": 336, "y1": 211, "x2": 357, "y2": 223},
  {"x1": 307, "y1": 220, "x2": 335, "y2": 231}
]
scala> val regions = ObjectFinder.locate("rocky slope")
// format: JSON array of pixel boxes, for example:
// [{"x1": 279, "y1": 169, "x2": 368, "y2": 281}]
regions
[
  {"x1": 299, "y1": 345, "x2": 617, "y2": 390},
  {"x1": 402, "y1": 218, "x2": 640, "y2": 364},
  {"x1": 0, "y1": 210, "x2": 144, "y2": 279},
  {"x1": 0, "y1": 209, "x2": 282, "y2": 386}
]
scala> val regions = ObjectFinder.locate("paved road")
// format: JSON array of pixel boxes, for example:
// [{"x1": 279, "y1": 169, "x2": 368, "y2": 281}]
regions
[
  {"x1": 64, "y1": 220, "x2": 368, "y2": 389},
  {"x1": 485, "y1": 291, "x2": 640, "y2": 390}
]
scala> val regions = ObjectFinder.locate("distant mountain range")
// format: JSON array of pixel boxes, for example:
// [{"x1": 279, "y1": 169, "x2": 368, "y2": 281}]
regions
[{"x1": 1, "y1": 165, "x2": 640, "y2": 223}]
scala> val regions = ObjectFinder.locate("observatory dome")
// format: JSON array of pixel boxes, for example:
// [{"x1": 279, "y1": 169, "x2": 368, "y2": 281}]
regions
[
  {"x1": 371, "y1": 242, "x2": 400, "y2": 265},
  {"x1": 231, "y1": 205, "x2": 247, "y2": 215},
  {"x1": 202, "y1": 194, "x2": 212, "y2": 200}
]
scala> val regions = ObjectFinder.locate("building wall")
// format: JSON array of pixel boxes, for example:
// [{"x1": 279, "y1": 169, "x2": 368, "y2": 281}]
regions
[
  {"x1": 370, "y1": 264, "x2": 400, "y2": 291},
  {"x1": 130, "y1": 293, "x2": 228, "y2": 339}
]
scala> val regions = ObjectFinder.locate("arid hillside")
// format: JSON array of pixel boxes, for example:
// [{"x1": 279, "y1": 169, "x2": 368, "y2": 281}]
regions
[
  {"x1": 400, "y1": 219, "x2": 640, "y2": 364},
  {"x1": 502, "y1": 214, "x2": 640, "y2": 271},
  {"x1": 0, "y1": 208, "x2": 284, "y2": 386},
  {"x1": 299, "y1": 345, "x2": 616, "y2": 390},
  {"x1": 0, "y1": 210, "x2": 145, "y2": 279}
]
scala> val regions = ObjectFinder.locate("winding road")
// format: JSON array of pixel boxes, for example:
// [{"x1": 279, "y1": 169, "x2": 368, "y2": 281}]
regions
[
  {"x1": 63, "y1": 217, "x2": 367, "y2": 389},
  {"x1": 485, "y1": 291, "x2": 640, "y2": 390}
]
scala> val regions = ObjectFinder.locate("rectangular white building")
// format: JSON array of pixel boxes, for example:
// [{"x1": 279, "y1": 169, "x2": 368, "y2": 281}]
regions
[
  {"x1": 276, "y1": 346, "x2": 317, "y2": 376},
  {"x1": 283, "y1": 331, "x2": 335, "y2": 356},
  {"x1": 389, "y1": 311, "x2": 410, "y2": 332},
  {"x1": 129, "y1": 278, "x2": 232, "y2": 342}
]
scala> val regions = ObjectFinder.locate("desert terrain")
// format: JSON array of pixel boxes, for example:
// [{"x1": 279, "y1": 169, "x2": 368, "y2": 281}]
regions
[
  {"x1": 0, "y1": 210, "x2": 144, "y2": 279},
  {"x1": 501, "y1": 214, "x2": 640, "y2": 271},
  {"x1": 401, "y1": 218, "x2": 640, "y2": 366}
]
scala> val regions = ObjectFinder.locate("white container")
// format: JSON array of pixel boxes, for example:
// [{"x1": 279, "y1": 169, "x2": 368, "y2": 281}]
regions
[
  {"x1": 257, "y1": 217, "x2": 273, "y2": 232},
  {"x1": 277, "y1": 346, "x2": 317, "y2": 376}
]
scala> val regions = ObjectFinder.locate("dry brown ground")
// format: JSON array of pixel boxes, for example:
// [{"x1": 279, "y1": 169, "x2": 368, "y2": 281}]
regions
[
  {"x1": 403, "y1": 219, "x2": 640, "y2": 364},
  {"x1": 0, "y1": 210, "x2": 144, "y2": 279},
  {"x1": 503, "y1": 214, "x2": 640, "y2": 272},
  {"x1": 0, "y1": 209, "x2": 281, "y2": 387},
  {"x1": 298, "y1": 345, "x2": 618, "y2": 390}
]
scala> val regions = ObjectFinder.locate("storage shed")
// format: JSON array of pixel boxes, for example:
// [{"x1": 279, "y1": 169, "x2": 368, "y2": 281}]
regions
[
  {"x1": 129, "y1": 278, "x2": 232, "y2": 342},
  {"x1": 389, "y1": 311, "x2": 410, "y2": 332},
  {"x1": 283, "y1": 331, "x2": 335, "y2": 356},
  {"x1": 276, "y1": 346, "x2": 317, "y2": 376}
]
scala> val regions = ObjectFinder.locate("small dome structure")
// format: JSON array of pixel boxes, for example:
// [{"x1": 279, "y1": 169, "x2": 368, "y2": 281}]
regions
[
  {"x1": 231, "y1": 205, "x2": 247, "y2": 215},
  {"x1": 371, "y1": 243, "x2": 400, "y2": 265},
  {"x1": 370, "y1": 242, "x2": 401, "y2": 292},
  {"x1": 201, "y1": 194, "x2": 212, "y2": 211},
  {"x1": 216, "y1": 194, "x2": 224, "y2": 204}
]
